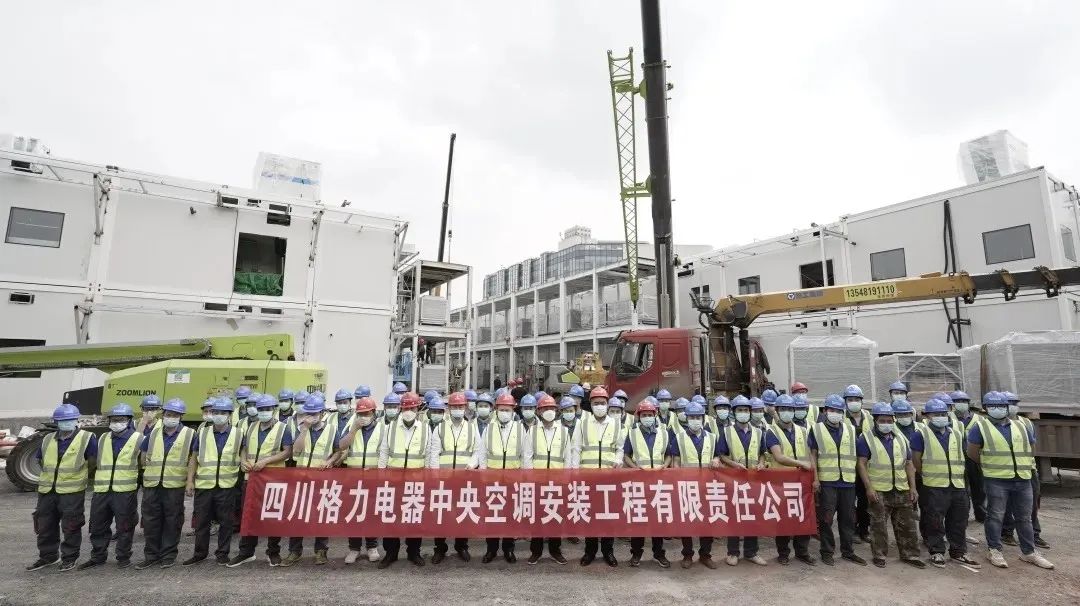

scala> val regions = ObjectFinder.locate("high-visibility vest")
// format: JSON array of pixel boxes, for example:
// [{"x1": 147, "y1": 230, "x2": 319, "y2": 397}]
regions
[
  {"x1": 813, "y1": 422, "x2": 857, "y2": 483},
  {"x1": 623, "y1": 414, "x2": 636, "y2": 436},
  {"x1": 724, "y1": 424, "x2": 762, "y2": 468},
  {"x1": 705, "y1": 416, "x2": 719, "y2": 436},
  {"x1": 245, "y1": 421, "x2": 286, "y2": 468},
  {"x1": 846, "y1": 411, "x2": 872, "y2": 434},
  {"x1": 39, "y1": 430, "x2": 92, "y2": 494},
  {"x1": 917, "y1": 425, "x2": 965, "y2": 488},
  {"x1": 195, "y1": 425, "x2": 242, "y2": 489},
  {"x1": 94, "y1": 431, "x2": 142, "y2": 493},
  {"x1": 677, "y1": 430, "x2": 715, "y2": 468},
  {"x1": 867, "y1": 432, "x2": 909, "y2": 492},
  {"x1": 295, "y1": 423, "x2": 337, "y2": 469},
  {"x1": 579, "y1": 415, "x2": 620, "y2": 469},
  {"x1": 670, "y1": 420, "x2": 687, "y2": 438},
  {"x1": 532, "y1": 424, "x2": 568, "y2": 469},
  {"x1": 976, "y1": 416, "x2": 1033, "y2": 480},
  {"x1": 144, "y1": 425, "x2": 195, "y2": 489},
  {"x1": 345, "y1": 422, "x2": 385, "y2": 469},
  {"x1": 438, "y1": 421, "x2": 476, "y2": 469},
  {"x1": 386, "y1": 420, "x2": 429, "y2": 469},
  {"x1": 808, "y1": 404, "x2": 820, "y2": 425},
  {"x1": 486, "y1": 422, "x2": 523, "y2": 470},
  {"x1": 630, "y1": 427, "x2": 669, "y2": 469},
  {"x1": 1015, "y1": 416, "x2": 1038, "y2": 471},
  {"x1": 768, "y1": 424, "x2": 809, "y2": 469}
]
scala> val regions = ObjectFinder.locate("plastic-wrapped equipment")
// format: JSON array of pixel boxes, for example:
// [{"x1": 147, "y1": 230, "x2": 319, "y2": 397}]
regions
[
  {"x1": 788, "y1": 335, "x2": 877, "y2": 403},
  {"x1": 874, "y1": 353, "x2": 962, "y2": 405}
]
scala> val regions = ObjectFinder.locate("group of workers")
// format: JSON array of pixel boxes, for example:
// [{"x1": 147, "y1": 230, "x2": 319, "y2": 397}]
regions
[{"x1": 28, "y1": 378, "x2": 1054, "y2": 574}]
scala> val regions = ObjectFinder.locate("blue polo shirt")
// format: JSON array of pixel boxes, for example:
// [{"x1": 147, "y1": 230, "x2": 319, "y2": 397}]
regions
[
  {"x1": 897, "y1": 422, "x2": 918, "y2": 443},
  {"x1": 139, "y1": 426, "x2": 199, "y2": 455},
  {"x1": 715, "y1": 424, "x2": 767, "y2": 461},
  {"x1": 109, "y1": 428, "x2": 137, "y2": 457},
  {"x1": 666, "y1": 428, "x2": 709, "y2": 459},
  {"x1": 808, "y1": 422, "x2": 855, "y2": 488},
  {"x1": 36, "y1": 430, "x2": 99, "y2": 462}
]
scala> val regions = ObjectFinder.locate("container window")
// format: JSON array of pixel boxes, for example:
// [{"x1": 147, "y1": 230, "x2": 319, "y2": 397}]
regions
[
  {"x1": 983, "y1": 224, "x2": 1034, "y2": 265},
  {"x1": 5, "y1": 207, "x2": 64, "y2": 248}
]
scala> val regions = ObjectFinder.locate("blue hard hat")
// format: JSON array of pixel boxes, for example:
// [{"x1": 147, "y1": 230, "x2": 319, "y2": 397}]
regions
[
  {"x1": 354, "y1": 385, "x2": 372, "y2": 398},
  {"x1": 534, "y1": 391, "x2": 549, "y2": 402},
  {"x1": 427, "y1": 397, "x2": 447, "y2": 411},
  {"x1": 310, "y1": 390, "x2": 325, "y2": 401},
  {"x1": 393, "y1": 382, "x2": 408, "y2": 394},
  {"x1": 891, "y1": 399, "x2": 913, "y2": 414},
  {"x1": 568, "y1": 385, "x2": 585, "y2": 398},
  {"x1": 494, "y1": 387, "x2": 508, "y2": 398},
  {"x1": 607, "y1": 396, "x2": 624, "y2": 409},
  {"x1": 423, "y1": 390, "x2": 439, "y2": 403},
  {"x1": 644, "y1": 395, "x2": 659, "y2": 406},
  {"x1": 201, "y1": 397, "x2": 216, "y2": 409},
  {"x1": 335, "y1": 388, "x2": 353, "y2": 402},
  {"x1": 212, "y1": 398, "x2": 235, "y2": 413},
  {"x1": 673, "y1": 397, "x2": 689, "y2": 410},
  {"x1": 235, "y1": 386, "x2": 253, "y2": 399},
  {"x1": 246, "y1": 392, "x2": 261, "y2": 404},
  {"x1": 301, "y1": 398, "x2": 325, "y2": 414},
  {"x1": 949, "y1": 390, "x2": 970, "y2": 402},
  {"x1": 520, "y1": 394, "x2": 538, "y2": 407},
  {"x1": 888, "y1": 381, "x2": 908, "y2": 393},
  {"x1": 558, "y1": 396, "x2": 576, "y2": 410},
  {"x1": 613, "y1": 389, "x2": 628, "y2": 400},
  {"x1": 108, "y1": 403, "x2": 134, "y2": 417},
  {"x1": 691, "y1": 394, "x2": 706, "y2": 404},
  {"x1": 477, "y1": 393, "x2": 494, "y2": 405},
  {"x1": 686, "y1": 401, "x2": 706, "y2": 416},
  {"x1": 1003, "y1": 391, "x2": 1019, "y2": 403},
  {"x1": 140, "y1": 394, "x2": 162, "y2": 409},
  {"x1": 932, "y1": 392, "x2": 953, "y2": 406},
  {"x1": 294, "y1": 390, "x2": 310, "y2": 404},
  {"x1": 792, "y1": 396, "x2": 809, "y2": 409},
  {"x1": 982, "y1": 392, "x2": 1005, "y2": 406},
  {"x1": 383, "y1": 393, "x2": 402, "y2": 406},
  {"x1": 749, "y1": 397, "x2": 765, "y2": 411},
  {"x1": 761, "y1": 389, "x2": 778, "y2": 404},
  {"x1": 713, "y1": 395, "x2": 730, "y2": 407},
  {"x1": 256, "y1": 394, "x2": 277, "y2": 409},
  {"x1": 464, "y1": 389, "x2": 478, "y2": 402},
  {"x1": 775, "y1": 394, "x2": 795, "y2": 407},
  {"x1": 870, "y1": 402, "x2": 894, "y2": 416},
  {"x1": 656, "y1": 388, "x2": 672, "y2": 401},
  {"x1": 278, "y1": 388, "x2": 295, "y2": 401},
  {"x1": 731, "y1": 395, "x2": 750, "y2": 408},
  {"x1": 923, "y1": 398, "x2": 949, "y2": 414},
  {"x1": 163, "y1": 398, "x2": 187, "y2": 415},
  {"x1": 843, "y1": 385, "x2": 864, "y2": 399},
  {"x1": 824, "y1": 394, "x2": 845, "y2": 410}
]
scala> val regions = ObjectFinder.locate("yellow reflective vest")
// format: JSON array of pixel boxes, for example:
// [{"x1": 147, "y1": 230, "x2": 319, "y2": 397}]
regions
[
  {"x1": 723, "y1": 424, "x2": 762, "y2": 468},
  {"x1": 532, "y1": 424, "x2": 568, "y2": 469},
  {"x1": 976, "y1": 416, "x2": 1033, "y2": 480},
  {"x1": 813, "y1": 421, "x2": 857, "y2": 483},
  {"x1": 1015, "y1": 416, "x2": 1038, "y2": 472},
  {"x1": 866, "y1": 432, "x2": 909, "y2": 492},
  {"x1": 486, "y1": 421, "x2": 523, "y2": 470},
  {"x1": 846, "y1": 411, "x2": 872, "y2": 434},
  {"x1": 438, "y1": 421, "x2": 476, "y2": 469},
  {"x1": 345, "y1": 422, "x2": 385, "y2": 469},
  {"x1": 245, "y1": 421, "x2": 287, "y2": 468},
  {"x1": 578, "y1": 415, "x2": 620, "y2": 469},
  {"x1": 676, "y1": 429, "x2": 716, "y2": 468},
  {"x1": 917, "y1": 424, "x2": 965, "y2": 488},
  {"x1": 768, "y1": 424, "x2": 809, "y2": 469},
  {"x1": 386, "y1": 419, "x2": 429, "y2": 469},
  {"x1": 144, "y1": 425, "x2": 195, "y2": 489},
  {"x1": 195, "y1": 425, "x2": 242, "y2": 489},
  {"x1": 630, "y1": 427, "x2": 669, "y2": 469},
  {"x1": 39, "y1": 430, "x2": 92, "y2": 494},
  {"x1": 94, "y1": 431, "x2": 142, "y2": 493},
  {"x1": 294, "y1": 423, "x2": 337, "y2": 469}
]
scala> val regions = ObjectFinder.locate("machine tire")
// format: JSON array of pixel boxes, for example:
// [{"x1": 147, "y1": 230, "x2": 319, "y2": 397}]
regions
[{"x1": 6, "y1": 432, "x2": 45, "y2": 492}]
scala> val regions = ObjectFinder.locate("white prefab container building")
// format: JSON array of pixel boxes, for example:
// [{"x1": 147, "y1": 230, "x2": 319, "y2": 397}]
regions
[{"x1": 0, "y1": 147, "x2": 405, "y2": 419}]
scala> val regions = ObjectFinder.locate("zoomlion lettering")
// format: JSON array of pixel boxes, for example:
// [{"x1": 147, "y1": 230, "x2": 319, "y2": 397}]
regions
[{"x1": 116, "y1": 389, "x2": 157, "y2": 396}]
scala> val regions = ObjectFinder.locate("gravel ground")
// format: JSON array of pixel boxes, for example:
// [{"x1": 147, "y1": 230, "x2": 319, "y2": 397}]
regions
[{"x1": 0, "y1": 474, "x2": 1077, "y2": 606}]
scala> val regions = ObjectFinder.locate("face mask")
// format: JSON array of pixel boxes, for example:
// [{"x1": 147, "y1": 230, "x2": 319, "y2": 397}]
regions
[
  {"x1": 592, "y1": 404, "x2": 608, "y2": 418},
  {"x1": 677, "y1": 412, "x2": 687, "y2": 423},
  {"x1": 794, "y1": 409, "x2": 807, "y2": 420},
  {"x1": 751, "y1": 412, "x2": 765, "y2": 423},
  {"x1": 212, "y1": 414, "x2": 229, "y2": 426},
  {"x1": 110, "y1": 421, "x2": 128, "y2": 433},
  {"x1": 279, "y1": 401, "x2": 292, "y2": 411},
  {"x1": 467, "y1": 401, "x2": 477, "y2": 412},
  {"x1": 639, "y1": 416, "x2": 657, "y2": 428},
  {"x1": 846, "y1": 401, "x2": 862, "y2": 414},
  {"x1": 609, "y1": 409, "x2": 623, "y2": 419},
  {"x1": 497, "y1": 410, "x2": 514, "y2": 424},
  {"x1": 930, "y1": 416, "x2": 950, "y2": 429},
  {"x1": 246, "y1": 406, "x2": 257, "y2": 417},
  {"x1": 987, "y1": 407, "x2": 1008, "y2": 420},
  {"x1": 400, "y1": 410, "x2": 417, "y2": 423},
  {"x1": 450, "y1": 409, "x2": 466, "y2": 420},
  {"x1": 561, "y1": 411, "x2": 576, "y2": 423},
  {"x1": 954, "y1": 402, "x2": 970, "y2": 414},
  {"x1": 540, "y1": 409, "x2": 557, "y2": 422},
  {"x1": 56, "y1": 420, "x2": 78, "y2": 432},
  {"x1": 162, "y1": 416, "x2": 181, "y2": 429},
  {"x1": 891, "y1": 393, "x2": 905, "y2": 402},
  {"x1": 716, "y1": 409, "x2": 730, "y2": 421},
  {"x1": 659, "y1": 401, "x2": 671, "y2": 413},
  {"x1": 688, "y1": 419, "x2": 703, "y2": 432},
  {"x1": 734, "y1": 411, "x2": 751, "y2": 424},
  {"x1": 1008, "y1": 404, "x2": 1020, "y2": 417},
  {"x1": 877, "y1": 423, "x2": 894, "y2": 434},
  {"x1": 357, "y1": 414, "x2": 374, "y2": 427},
  {"x1": 336, "y1": 403, "x2": 351, "y2": 414},
  {"x1": 429, "y1": 413, "x2": 444, "y2": 425},
  {"x1": 778, "y1": 410, "x2": 795, "y2": 424},
  {"x1": 384, "y1": 407, "x2": 400, "y2": 419},
  {"x1": 896, "y1": 416, "x2": 913, "y2": 427},
  {"x1": 476, "y1": 406, "x2": 491, "y2": 419},
  {"x1": 522, "y1": 409, "x2": 536, "y2": 421},
  {"x1": 203, "y1": 412, "x2": 213, "y2": 422},
  {"x1": 826, "y1": 411, "x2": 844, "y2": 425},
  {"x1": 257, "y1": 410, "x2": 274, "y2": 423}
]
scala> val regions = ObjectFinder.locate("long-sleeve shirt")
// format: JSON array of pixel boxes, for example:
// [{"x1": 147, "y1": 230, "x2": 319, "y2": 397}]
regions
[
  {"x1": 427, "y1": 420, "x2": 482, "y2": 469},
  {"x1": 480, "y1": 421, "x2": 533, "y2": 470},
  {"x1": 568, "y1": 415, "x2": 623, "y2": 469},
  {"x1": 377, "y1": 421, "x2": 431, "y2": 469}
]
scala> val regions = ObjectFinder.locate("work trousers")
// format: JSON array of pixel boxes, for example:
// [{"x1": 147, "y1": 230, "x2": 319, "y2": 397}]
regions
[
  {"x1": 775, "y1": 535, "x2": 810, "y2": 559},
  {"x1": 238, "y1": 534, "x2": 282, "y2": 558},
  {"x1": 816, "y1": 485, "x2": 857, "y2": 558},
  {"x1": 233, "y1": 478, "x2": 245, "y2": 533},
  {"x1": 486, "y1": 537, "x2": 515, "y2": 555},
  {"x1": 629, "y1": 537, "x2": 665, "y2": 558},
  {"x1": 583, "y1": 536, "x2": 614, "y2": 557},
  {"x1": 923, "y1": 486, "x2": 969, "y2": 557},
  {"x1": 727, "y1": 536, "x2": 759, "y2": 558},
  {"x1": 854, "y1": 478, "x2": 870, "y2": 537},
  {"x1": 142, "y1": 486, "x2": 185, "y2": 562},
  {"x1": 433, "y1": 537, "x2": 469, "y2": 554},
  {"x1": 984, "y1": 478, "x2": 1034, "y2": 554},
  {"x1": 965, "y1": 457, "x2": 986, "y2": 522},
  {"x1": 192, "y1": 487, "x2": 237, "y2": 559},
  {"x1": 529, "y1": 537, "x2": 562, "y2": 557},
  {"x1": 680, "y1": 537, "x2": 713, "y2": 558},
  {"x1": 915, "y1": 473, "x2": 931, "y2": 541},
  {"x1": 1002, "y1": 475, "x2": 1042, "y2": 540},
  {"x1": 382, "y1": 537, "x2": 421, "y2": 559},
  {"x1": 34, "y1": 491, "x2": 86, "y2": 563},
  {"x1": 88, "y1": 491, "x2": 138, "y2": 563},
  {"x1": 348, "y1": 537, "x2": 380, "y2": 551},
  {"x1": 868, "y1": 489, "x2": 920, "y2": 560},
  {"x1": 289, "y1": 535, "x2": 329, "y2": 555}
]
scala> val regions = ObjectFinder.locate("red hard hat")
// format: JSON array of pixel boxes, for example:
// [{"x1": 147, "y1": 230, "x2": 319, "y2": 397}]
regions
[
  {"x1": 355, "y1": 397, "x2": 376, "y2": 413},
  {"x1": 495, "y1": 393, "x2": 516, "y2": 408},
  {"x1": 447, "y1": 391, "x2": 468, "y2": 406},
  {"x1": 537, "y1": 394, "x2": 557, "y2": 409},
  {"x1": 589, "y1": 386, "x2": 609, "y2": 400},
  {"x1": 400, "y1": 391, "x2": 421, "y2": 409},
  {"x1": 636, "y1": 401, "x2": 657, "y2": 414},
  {"x1": 790, "y1": 381, "x2": 808, "y2": 393}
]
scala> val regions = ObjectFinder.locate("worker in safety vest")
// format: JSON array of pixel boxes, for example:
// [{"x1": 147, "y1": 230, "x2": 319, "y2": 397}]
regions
[
  {"x1": 968, "y1": 392, "x2": 1053, "y2": 570},
  {"x1": 944, "y1": 390, "x2": 983, "y2": 528},
  {"x1": 566, "y1": 384, "x2": 586, "y2": 419},
  {"x1": 233, "y1": 387, "x2": 252, "y2": 427},
  {"x1": 197, "y1": 397, "x2": 216, "y2": 432},
  {"x1": 474, "y1": 392, "x2": 494, "y2": 437},
  {"x1": 749, "y1": 397, "x2": 768, "y2": 431},
  {"x1": 855, "y1": 402, "x2": 924, "y2": 569},
  {"x1": 27, "y1": 404, "x2": 97, "y2": 572},
  {"x1": 377, "y1": 390, "x2": 428, "y2": 569},
  {"x1": 429, "y1": 392, "x2": 481, "y2": 564},
  {"x1": 482, "y1": 392, "x2": 530, "y2": 563},
  {"x1": 335, "y1": 396, "x2": 385, "y2": 565},
  {"x1": 671, "y1": 401, "x2": 719, "y2": 569},
  {"x1": 1001, "y1": 391, "x2": 1049, "y2": 551},
  {"x1": 464, "y1": 389, "x2": 479, "y2": 420},
  {"x1": 670, "y1": 397, "x2": 689, "y2": 436},
  {"x1": 842, "y1": 385, "x2": 873, "y2": 544},
  {"x1": 613, "y1": 389, "x2": 629, "y2": 409},
  {"x1": 183, "y1": 397, "x2": 242, "y2": 566},
  {"x1": 887, "y1": 381, "x2": 908, "y2": 404},
  {"x1": 282, "y1": 396, "x2": 335, "y2": 566},
  {"x1": 717, "y1": 397, "x2": 767, "y2": 566},
  {"x1": 518, "y1": 393, "x2": 539, "y2": 432},
  {"x1": 792, "y1": 394, "x2": 811, "y2": 428},
  {"x1": 622, "y1": 400, "x2": 673, "y2": 569},
  {"x1": 239, "y1": 391, "x2": 260, "y2": 433},
  {"x1": 760, "y1": 389, "x2": 778, "y2": 425},
  {"x1": 79, "y1": 404, "x2": 141, "y2": 571},
  {"x1": 332, "y1": 388, "x2": 355, "y2": 441},
  {"x1": 381, "y1": 392, "x2": 402, "y2": 427},
  {"x1": 277, "y1": 389, "x2": 294, "y2": 422},
  {"x1": 765, "y1": 394, "x2": 815, "y2": 566},
  {"x1": 137, "y1": 394, "x2": 162, "y2": 438},
  {"x1": 528, "y1": 394, "x2": 570, "y2": 565},
  {"x1": 790, "y1": 381, "x2": 814, "y2": 422},
  {"x1": 889, "y1": 398, "x2": 924, "y2": 541},
  {"x1": 709, "y1": 395, "x2": 730, "y2": 436},
  {"x1": 392, "y1": 381, "x2": 408, "y2": 395},
  {"x1": 137, "y1": 398, "x2": 196, "y2": 570},
  {"x1": 655, "y1": 388, "x2": 673, "y2": 427},
  {"x1": 807, "y1": 396, "x2": 866, "y2": 567},
  {"x1": 230, "y1": 394, "x2": 293, "y2": 567},
  {"x1": 571, "y1": 386, "x2": 623, "y2": 567},
  {"x1": 911, "y1": 398, "x2": 980, "y2": 569}
]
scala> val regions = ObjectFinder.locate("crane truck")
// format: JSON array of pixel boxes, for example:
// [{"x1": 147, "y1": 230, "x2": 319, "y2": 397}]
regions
[{"x1": 0, "y1": 334, "x2": 326, "y2": 491}]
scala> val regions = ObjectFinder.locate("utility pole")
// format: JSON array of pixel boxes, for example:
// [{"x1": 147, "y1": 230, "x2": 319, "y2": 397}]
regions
[
  {"x1": 640, "y1": 0, "x2": 677, "y2": 328},
  {"x1": 437, "y1": 133, "x2": 457, "y2": 263}
]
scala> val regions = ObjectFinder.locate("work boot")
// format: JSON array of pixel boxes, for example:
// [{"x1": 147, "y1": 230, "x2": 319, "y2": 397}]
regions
[
  {"x1": 903, "y1": 557, "x2": 926, "y2": 569},
  {"x1": 680, "y1": 556, "x2": 693, "y2": 569},
  {"x1": 26, "y1": 557, "x2": 59, "y2": 572},
  {"x1": 579, "y1": 554, "x2": 595, "y2": 566},
  {"x1": 314, "y1": 550, "x2": 328, "y2": 565},
  {"x1": 778, "y1": 554, "x2": 790, "y2": 566},
  {"x1": 457, "y1": 549, "x2": 471, "y2": 562},
  {"x1": 987, "y1": 549, "x2": 1008, "y2": 569},
  {"x1": 700, "y1": 556, "x2": 718, "y2": 569},
  {"x1": 655, "y1": 555, "x2": 670, "y2": 569},
  {"x1": 795, "y1": 554, "x2": 816, "y2": 566},
  {"x1": 481, "y1": 551, "x2": 498, "y2": 564},
  {"x1": 133, "y1": 558, "x2": 158, "y2": 571},
  {"x1": 820, "y1": 553, "x2": 834, "y2": 566},
  {"x1": 430, "y1": 551, "x2": 446, "y2": 565},
  {"x1": 268, "y1": 553, "x2": 282, "y2": 567},
  {"x1": 550, "y1": 551, "x2": 568, "y2": 565},
  {"x1": 873, "y1": 558, "x2": 886, "y2": 568},
  {"x1": 628, "y1": 554, "x2": 641, "y2": 567},
  {"x1": 527, "y1": 553, "x2": 541, "y2": 565},
  {"x1": 215, "y1": 554, "x2": 230, "y2": 566},
  {"x1": 951, "y1": 553, "x2": 980, "y2": 568},
  {"x1": 279, "y1": 552, "x2": 302, "y2": 568},
  {"x1": 603, "y1": 553, "x2": 618, "y2": 567},
  {"x1": 77, "y1": 560, "x2": 105, "y2": 571},
  {"x1": 1001, "y1": 535, "x2": 1018, "y2": 546},
  {"x1": 1019, "y1": 551, "x2": 1054, "y2": 570},
  {"x1": 344, "y1": 550, "x2": 361, "y2": 564},
  {"x1": 1034, "y1": 537, "x2": 1051, "y2": 549},
  {"x1": 841, "y1": 553, "x2": 867, "y2": 566},
  {"x1": 930, "y1": 553, "x2": 946, "y2": 568},
  {"x1": 182, "y1": 555, "x2": 206, "y2": 566},
  {"x1": 58, "y1": 560, "x2": 77, "y2": 572},
  {"x1": 504, "y1": 552, "x2": 517, "y2": 564}
]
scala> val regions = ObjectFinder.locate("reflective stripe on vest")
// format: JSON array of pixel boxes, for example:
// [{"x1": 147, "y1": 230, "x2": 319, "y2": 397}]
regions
[
  {"x1": 813, "y1": 422, "x2": 857, "y2": 483},
  {"x1": 724, "y1": 425, "x2": 762, "y2": 468},
  {"x1": 532, "y1": 424, "x2": 568, "y2": 469},
  {"x1": 94, "y1": 431, "x2": 142, "y2": 493},
  {"x1": 846, "y1": 411, "x2": 872, "y2": 434},
  {"x1": 486, "y1": 422, "x2": 523, "y2": 470},
  {"x1": 580, "y1": 415, "x2": 619, "y2": 469},
  {"x1": 39, "y1": 430, "x2": 91, "y2": 494},
  {"x1": 438, "y1": 421, "x2": 475, "y2": 469},
  {"x1": 977, "y1": 416, "x2": 1033, "y2": 480},
  {"x1": 768, "y1": 424, "x2": 809, "y2": 469},
  {"x1": 345, "y1": 422, "x2": 385, "y2": 469},
  {"x1": 917, "y1": 425, "x2": 965, "y2": 488},
  {"x1": 296, "y1": 424, "x2": 337, "y2": 469},
  {"x1": 195, "y1": 425, "x2": 242, "y2": 489},
  {"x1": 387, "y1": 420, "x2": 428, "y2": 469},
  {"x1": 1016, "y1": 416, "x2": 1038, "y2": 471},
  {"x1": 144, "y1": 426, "x2": 194, "y2": 489},
  {"x1": 677, "y1": 430, "x2": 715, "y2": 468},
  {"x1": 867, "y1": 432, "x2": 908, "y2": 492},
  {"x1": 631, "y1": 428, "x2": 668, "y2": 469},
  {"x1": 245, "y1": 421, "x2": 286, "y2": 468}
]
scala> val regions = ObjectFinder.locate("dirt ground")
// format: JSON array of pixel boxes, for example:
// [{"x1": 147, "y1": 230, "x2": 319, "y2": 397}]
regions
[{"x1": 0, "y1": 473, "x2": 1077, "y2": 606}]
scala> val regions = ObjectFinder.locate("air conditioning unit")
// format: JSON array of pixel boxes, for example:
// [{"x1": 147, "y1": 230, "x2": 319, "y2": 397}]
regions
[
  {"x1": 418, "y1": 365, "x2": 447, "y2": 393},
  {"x1": 417, "y1": 295, "x2": 448, "y2": 326}
]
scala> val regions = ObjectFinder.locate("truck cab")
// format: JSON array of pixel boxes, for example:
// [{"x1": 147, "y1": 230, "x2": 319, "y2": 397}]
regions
[{"x1": 604, "y1": 328, "x2": 704, "y2": 405}]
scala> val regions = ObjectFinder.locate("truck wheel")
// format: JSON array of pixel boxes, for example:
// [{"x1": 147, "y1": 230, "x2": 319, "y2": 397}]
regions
[{"x1": 5, "y1": 432, "x2": 44, "y2": 492}]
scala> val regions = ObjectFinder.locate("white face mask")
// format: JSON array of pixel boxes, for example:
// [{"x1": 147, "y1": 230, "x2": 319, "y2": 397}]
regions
[
  {"x1": 877, "y1": 423, "x2": 894, "y2": 434},
  {"x1": 676, "y1": 411, "x2": 687, "y2": 423},
  {"x1": 337, "y1": 403, "x2": 351, "y2": 414},
  {"x1": 659, "y1": 401, "x2": 671, "y2": 413},
  {"x1": 257, "y1": 410, "x2": 274, "y2": 423},
  {"x1": 716, "y1": 409, "x2": 730, "y2": 420},
  {"x1": 826, "y1": 411, "x2": 844, "y2": 425},
  {"x1": 162, "y1": 416, "x2": 181, "y2": 429},
  {"x1": 750, "y1": 412, "x2": 765, "y2": 423},
  {"x1": 734, "y1": 411, "x2": 751, "y2": 424},
  {"x1": 609, "y1": 409, "x2": 623, "y2": 419},
  {"x1": 57, "y1": 420, "x2": 78, "y2": 432},
  {"x1": 592, "y1": 404, "x2": 608, "y2": 418},
  {"x1": 476, "y1": 406, "x2": 491, "y2": 419},
  {"x1": 203, "y1": 412, "x2": 213, "y2": 422},
  {"x1": 540, "y1": 409, "x2": 557, "y2": 422},
  {"x1": 896, "y1": 416, "x2": 913, "y2": 427},
  {"x1": 778, "y1": 410, "x2": 795, "y2": 424},
  {"x1": 467, "y1": 401, "x2": 477, "y2": 412},
  {"x1": 521, "y1": 409, "x2": 536, "y2": 421},
  {"x1": 429, "y1": 413, "x2": 444, "y2": 425},
  {"x1": 357, "y1": 414, "x2": 374, "y2": 427},
  {"x1": 891, "y1": 393, "x2": 905, "y2": 402},
  {"x1": 793, "y1": 409, "x2": 807, "y2": 420},
  {"x1": 246, "y1": 406, "x2": 258, "y2": 417},
  {"x1": 384, "y1": 407, "x2": 400, "y2": 419},
  {"x1": 954, "y1": 402, "x2": 970, "y2": 414},
  {"x1": 561, "y1": 411, "x2": 576, "y2": 423},
  {"x1": 496, "y1": 410, "x2": 514, "y2": 424},
  {"x1": 1007, "y1": 404, "x2": 1020, "y2": 417},
  {"x1": 400, "y1": 410, "x2": 417, "y2": 423},
  {"x1": 278, "y1": 401, "x2": 292, "y2": 411},
  {"x1": 639, "y1": 415, "x2": 657, "y2": 429},
  {"x1": 987, "y1": 407, "x2": 1008, "y2": 420},
  {"x1": 930, "y1": 416, "x2": 950, "y2": 429},
  {"x1": 846, "y1": 401, "x2": 862, "y2": 414},
  {"x1": 211, "y1": 414, "x2": 229, "y2": 426},
  {"x1": 450, "y1": 408, "x2": 466, "y2": 420},
  {"x1": 687, "y1": 419, "x2": 703, "y2": 432},
  {"x1": 109, "y1": 421, "x2": 128, "y2": 433}
]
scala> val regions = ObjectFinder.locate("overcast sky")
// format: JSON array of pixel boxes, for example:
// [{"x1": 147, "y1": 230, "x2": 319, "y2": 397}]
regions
[{"x1": 3, "y1": 1, "x2": 1078, "y2": 302}]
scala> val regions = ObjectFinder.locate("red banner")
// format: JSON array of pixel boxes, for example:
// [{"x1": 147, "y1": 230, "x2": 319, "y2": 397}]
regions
[{"x1": 241, "y1": 468, "x2": 815, "y2": 538}]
